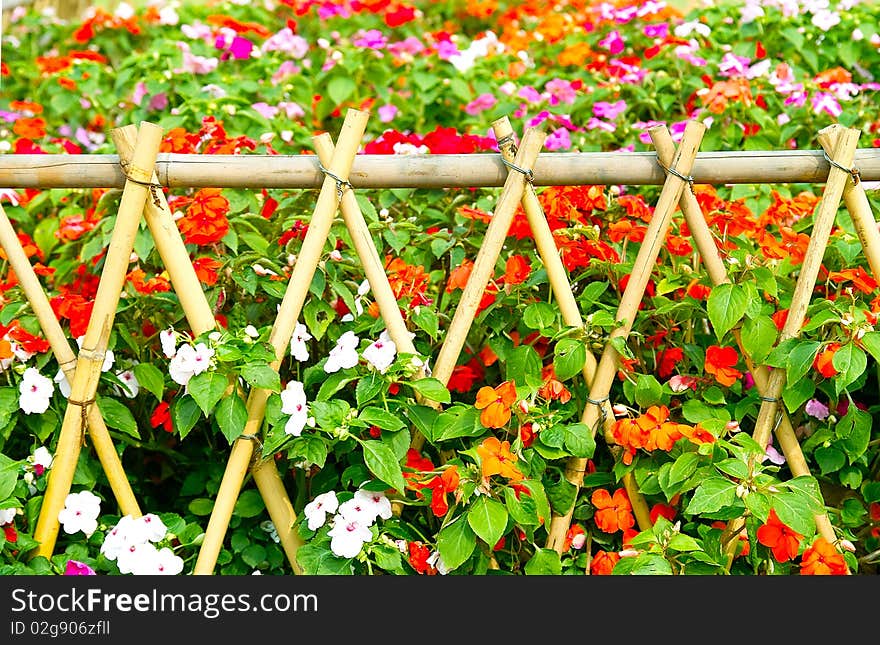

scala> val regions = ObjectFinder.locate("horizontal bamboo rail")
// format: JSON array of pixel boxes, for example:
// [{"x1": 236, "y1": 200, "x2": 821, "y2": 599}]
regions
[{"x1": 3, "y1": 150, "x2": 880, "y2": 189}]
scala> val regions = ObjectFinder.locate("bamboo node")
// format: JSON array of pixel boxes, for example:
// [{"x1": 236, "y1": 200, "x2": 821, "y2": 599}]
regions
[
  {"x1": 822, "y1": 149, "x2": 860, "y2": 186},
  {"x1": 119, "y1": 159, "x2": 164, "y2": 207},
  {"x1": 501, "y1": 157, "x2": 534, "y2": 185},
  {"x1": 495, "y1": 133, "x2": 517, "y2": 153},
  {"x1": 317, "y1": 161, "x2": 353, "y2": 201},
  {"x1": 656, "y1": 157, "x2": 695, "y2": 195}
]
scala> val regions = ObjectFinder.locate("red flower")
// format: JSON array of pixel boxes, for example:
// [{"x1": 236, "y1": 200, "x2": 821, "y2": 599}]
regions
[
  {"x1": 590, "y1": 550, "x2": 620, "y2": 575},
  {"x1": 813, "y1": 343, "x2": 840, "y2": 378},
  {"x1": 799, "y1": 538, "x2": 847, "y2": 575},
  {"x1": 503, "y1": 255, "x2": 531, "y2": 285},
  {"x1": 408, "y1": 541, "x2": 436, "y2": 575},
  {"x1": 192, "y1": 257, "x2": 222, "y2": 286},
  {"x1": 756, "y1": 509, "x2": 803, "y2": 562},
  {"x1": 649, "y1": 502, "x2": 677, "y2": 524},
  {"x1": 422, "y1": 466, "x2": 460, "y2": 517},
  {"x1": 150, "y1": 402, "x2": 174, "y2": 433},
  {"x1": 178, "y1": 188, "x2": 230, "y2": 246},
  {"x1": 704, "y1": 345, "x2": 743, "y2": 387},
  {"x1": 656, "y1": 346, "x2": 684, "y2": 380}
]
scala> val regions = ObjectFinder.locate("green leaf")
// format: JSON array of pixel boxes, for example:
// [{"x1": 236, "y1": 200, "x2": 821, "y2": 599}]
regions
[
  {"x1": 432, "y1": 406, "x2": 482, "y2": 441},
  {"x1": 707, "y1": 283, "x2": 747, "y2": 341},
  {"x1": 564, "y1": 423, "x2": 596, "y2": 459},
  {"x1": 356, "y1": 373, "x2": 385, "y2": 407},
  {"x1": 520, "y1": 479, "x2": 551, "y2": 528},
  {"x1": 635, "y1": 374, "x2": 663, "y2": 408},
  {"x1": 772, "y1": 492, "x2": 817, "y2": 538},
  {"x1": 133, "y1": 362, "x2": 165, "y2": 401},
  {"x1": 860, "y1": 331, "x2": 880, "y2": 362},
  {"x1": 188, "y1": 371, "x2": 229, "y2": 416},
  {"x1": 524, "y1": 548, "x2": 562, "y2": 575},
  {"x1": 362, "y1": 440, "x2": 407, "y2": 493},
  {"x1": 831, "y1": 343, "x2": 866, "y2": 394},
  {"x1": 297, "y1": 543, "x2": 353, "y2": 575},
  {"x1": 668, "y1": 533, "x2": 702, "y2": 552},
  {"x1": 410, "y1": 378, "x2": 451, "y2": 404},
  {"x1": 553, "y1": 339, "x2": 586, "y2": 382},
  {"x1": 288, "y1": 435, "x2": 328, "y2": 469},
  {"x1": 669, "y1": 452, "x2": 700, "y2": 485},
  {"x1": 97, "y1": 396, "x2": 139, "y2": 439},
  {"x1": 302, "y1": 299, "x2": 335, "y2": 341},
  {"x1": 436, "y1": 516, "x2": 476, "y2": 572},
  {"x1": 411, "y1": 307, "x2": 439, "y2": 340},
  {"x1": 740, "y1": 315, "x2": 778, "y2": 364},
  {"x1": 171, "y1": 395, "x2": 201, "y2": 440},
  {"x1": 188, "y1": 498, "x2": 214, "y2": 516},
  {"x1": 684, "y1": 477, "x2": 738, "y2": 514},
  {"x1": 713, "y1": 458, "x2": 749, "y2": 480},
  {"x1": 0, "y1": 454, "x2": 20, "y2": 501},
  {"x1": 404, "y1": 404, "x2": 437, "y2": 444},
  {"x1": 504, "y1": 487, "x2": 539, "y2": 528},
  {"x1": 215, "y1": 395, "x2": 249, "y2": 445},
  {"x1": 814, "y1": 446, "x2": 846, "y2": 476},
  {"x1": 316, "y1": 371, "x2": 356, "y2": 402},
  {"x1": 523, "y1": 302, "x2": 557, "y2": 331},
  {"x1": 467, "y1": 496, "x2": 509, "y2": 548},
  {"x1": 786, "y1": 341, "x2": 821, "y2": 385},
  {"x1": 241, "y1": 544, "x2": 267, "y2": 569},
  {"x1": 327, "y1": 75, "x2": 356, "y2": 106},
  {"x1": 783, "y1": 377, "x2": 815, "y2": 413},
  {"x1": 838, "y1": 405, "x2": 871, "y2": 462},
  {"x1": 359, "y1": 406, "x2": 405, "y2": 432},
  {"x1": 240, "y1": 363, "x2": 281, "y2": 392},
  {"x1": 233, "y1": 489, "x2": 265, "y2": 518}
]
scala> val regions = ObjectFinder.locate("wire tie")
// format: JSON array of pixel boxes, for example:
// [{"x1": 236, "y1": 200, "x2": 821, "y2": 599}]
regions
[
  {"x1": 822, "y1": 149, "x2": 860, "y2": 186},
  {"x1": 318, "y1": 162, "x2": 353, "y2": 201},
  {"x1": 656, "y1": 157, "x2": 695, "y2": 195}
]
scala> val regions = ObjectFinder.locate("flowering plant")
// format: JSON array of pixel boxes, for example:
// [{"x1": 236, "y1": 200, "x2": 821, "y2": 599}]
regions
[{"x1": 0, "y1": 0, "x2": 879, "y2": 577}]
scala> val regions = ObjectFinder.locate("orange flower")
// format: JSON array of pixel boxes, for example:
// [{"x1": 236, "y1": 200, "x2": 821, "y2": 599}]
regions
[
  {"x1": 609, "y1": 417, "x2": 650, "y2": 466},
  {"x1": 12, "y1": 117, "x2": 46, "y2": 139},
  {"x1": 192, "y1": 257, "x2": 222, "y2": 286},
  {"x1": 699, "y1": 77, "x2": 753, "y2": 114},
  {"x1": 503, "y1": 254, "x2": 531, "y2": 285},
  {"x1": 813, "y1": 342, "x2": 840, "y2": 378},
  {"x1": 474, "y1": 380, "x2": 518, "y2": 428},
  {"x1": 563, "y1": 523, "x2": 586, "y2": 550},
  {"x1": 423, "y1": 466, "x2": 460, "y2": 517},
  {"x1": 704, "y1": 345, "x2": 742, "y2": 387},
  {"x1": 591, "y1": 488, "x2": 635, "y2": 534},
  {"x1": 679, "y1": 423, "x2": 716, "y2": 446},
  {"x1": 590, "y1": 550, "x2": 620, "y2": 575},
  {"x1": 178, "y1": 188, "x2": 230, "y2": 246},
  {"x1": 756, "y1": 509, "x2": 803, "y2": 562},
  {"x1": 799, "y1": 538, "x2": 847, "y2": 575},
  {"x1": 0, "y1": 339, "x2": 13, "y2": 361},
  {"x1": 827, "y1": 267, "x2": 878, "y2": 295},
  {"x1": 638, "y1": 405, "x2": 684, "y2": 453},
  {"x1": 446, "y1": 259, "x2": 474, "y2": 293},
  {"x1": 649, "y1": 502, "x2": 677, "y2": 524},
  {"x1": 476, "y1": 436, "x2": 524, "y2": 481},
  {"x1": 126, "y1": 268, "x2": 171, "y2": 295}
]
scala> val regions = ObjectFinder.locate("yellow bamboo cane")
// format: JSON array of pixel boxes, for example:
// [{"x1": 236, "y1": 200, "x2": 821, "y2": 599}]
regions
[
  {"x1": 651, "y1": 125, "x2": 843, "y2": 561},
  {"x1": 111, "y1": 125, "x2": 305, "y2": 574},
  {"x1": 31, "y1": 121, "x2": 164, "y2": 560},
  {"x1": 193, "y1": 108, "x2": 370, "y2": 575},
  {"x1": 545, "y1": 121, "x2": 706, "y2": 553},
  {"x1": 720, "y1": 126, "x2": 861, "y2": 568},
  {"x1": 0, "y1": 204, "x2": 142, "y2": 518},
  {"x1": 491, "y1": 117, "x2": 651, "y2": 531}
]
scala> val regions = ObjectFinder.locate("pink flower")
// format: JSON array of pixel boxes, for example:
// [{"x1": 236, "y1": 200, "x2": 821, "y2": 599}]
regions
[
  {"x1": 64, "y1": 560, "x2": 96, "y2": 576},
  {"x1": 811, "y1": 92, "x2": 842, "y2": 117},
  {"x1": 353, "y1": 29, "x2": 387, "y2": 49},
  {"x1": 598, "y1": 30, "x2": 625, "y2": 55},
  {"x1": 586, "y1": 118, "x2": 616, "y2": 133},
  {"x1": 643, "y1": 23, "x2": 669, "y2": 39},
  {"x1": 464, "y1": 93, "x2": 497, "y2": 115},
  {"x1": 805, "y1": 399, "x2": 830, "y2": 420},
  {"x1": 545, "y1": 127, "x2": 572, "y2": 151},
  {"x1": 593, "y1": 100, "x2": 627, "y2": 120},
  {"x1": 378, "y1": 104, "x2": 398, "y2": 123},
  {"x1": 262, "y1": 27, "x2": 309, "y2": 58},
  {"x1": 517, "y1": 86, "x2": 542, "y2": 103},
  {"x1": 544, "y1": 78, "x2": 578, "y2": 105},
  {"x1": 252, "y1": 102, "x2": 280, "y2": 119}
]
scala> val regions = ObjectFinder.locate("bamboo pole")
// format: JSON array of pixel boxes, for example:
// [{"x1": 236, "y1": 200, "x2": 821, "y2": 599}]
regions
[
  {"x1": 544, "y1": 121, "x2": 706, "y2": 554},
  {"x1": 817, "y1": 125, "x2": 880, "y2": 281},
  {"x1": 6, "y1": 149, "x2": 880, "y2": 190},
  {"x1": 492, "y1": 118, "x2": 651, "y2": 531},
  {"x1": 31, "y1": 121, "x2": 164, "y2": 560},
  {"x1": 720, "y1": 126, "x2": 861, "y2": 568},
  {"x1": 0, "y1": 204, "x2": 142, "y2": 518},
  {"x1": 111, "y1": 125, "x2": 304, "y2": 574},
  {"x1": 193, "y1": 108, "x2": 370, "y2": 575},
  {"x1": 651, "y1": 126, "x2": 842, "y2": 555}
]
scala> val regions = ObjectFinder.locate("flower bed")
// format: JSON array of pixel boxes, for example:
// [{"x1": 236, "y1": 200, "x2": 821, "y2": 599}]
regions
[{"x1": 0, "y1": 0, "x2": 879, "y2": 576}]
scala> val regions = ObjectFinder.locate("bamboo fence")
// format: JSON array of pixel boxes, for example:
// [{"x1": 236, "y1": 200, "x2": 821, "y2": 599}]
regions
[{"x1": 1, "y1": 110, "x2": 876, "y2": 573}]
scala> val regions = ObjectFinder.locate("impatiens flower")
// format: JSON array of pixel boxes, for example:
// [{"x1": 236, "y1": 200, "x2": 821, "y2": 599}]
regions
[
  {"x1": 591, "y1": 488, "x2": 636, "y2": 534},
  {"x1": 763, "y1": 435, "x2": 787, "y2": 466},
  {"x1": 339, "y1": 488, "x2": 393, "y2": 525},
  {"x1": 304, "y1": 491, "x2": 339, "y2": 531},
  {"x1": 117, "y1": 541, "x2": 183, "y2": 575},
  {"x1": 116, "y1": 369, "x2": 139, "y2": 398},
  {"x1": 799, "y1": 537, "x2": 847, "y2": 575},
  {"x1": 289, "y1": 322, "x2": 312, "y2": 362},
  {"x1": 64, "y1": 560, "x2": 96, "y2": 576},
  {"x1": 593, "y1": 100, "x2": 627, "y2": 120},
  {"x1": 756, "y1": 509, "x2": 803, "y2": 562},
  {"x1": 426, "y1": 550, "x2": 450, "y2": 575},
  {"x1": 563, "y1": 523, "x2": 587, "y2": 550},
  {"x1": 474, "y1": 380, "x2": 518, "y2": 428},
  {"x1": 804, "y1": 398, "x2": 830, "y2": 420},
  {"x1": 324, "y1": 331, "x2": 360, "y2": 373},
  {"x1": 328, "y1": 515, "x2": 373, "y2": 558},
  {"x1": 408, "y1": 541, "x2": 436, "y2": 575},
  {"x1": 168, "y1": 342, "x2": 215, "y2": 386},
  {"x1": 378, "y1": 104, "x2": 398, "y2": 122},
  {"x1": 0, "y1": 507, "x2": 16, "y2": 525},
  {"x1": 476, "y1": 436, "x2": 524, "y2": 481},
  {"x1": 57, "y1": 490, "x2": 101, "y2": 537},
  {"x1": 590, "y1": 550, "x2": 621, "y2": 575},
  {"x1": 19, "y1": 367, "x2": 54, "y2": 414},
  {"x1": 160, "y1": 328, "x2": 177, "y2": 358},
  {"x1": 30, "y1": 446, "x2": 53, "y2": 475},
  {"x1": 280, "y1": 380, "x2": 309, "y2": 436},
  {"x1": 704, "y1": 345, "x2": 743, "y2": 387},
  {"x1": 422, "y1": 466, "x2": 460, "y2": 517},
  {"x1": 813, "y1": 343, "x2": 839, "y2": 378},
  {"x1": 362, "y1": 330, "x2": 397, "y2": 373}
]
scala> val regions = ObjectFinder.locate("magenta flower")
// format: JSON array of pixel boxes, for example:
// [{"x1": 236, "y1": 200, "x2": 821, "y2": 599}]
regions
[
  {"x1": 643, "y1": 23, "x2": 669, "y2": 39},
  {"x1": 544, "y1": 78, "x2": 577, "y2": 105},
  {"x1": 598, "y1": 30, "x2": 625, "y2": 55},
  {"x1": 544, "y1": 127, "x2": 572, "y2": 151},
  {"x1": 378, "y1": 104, "x2": 398, "y2": 123},
  {"x1": 353, "y1": 29, "x2": 387, "y2": 50},
  {"x1": 586, "y1": 118, "x2": 616, "y2": 133},
  {"x1": 464, "y1": 93, "x2": 497, "y2": 116},
  {"x1": 811, "y1": 92, "x2": 843, "y2": 117},
  {"x1": 64, "y1": 560, "x2": 96, "y2": 576},
  {"x1": 228, "y1": 36, "x2": 254, "y2": 60},
  {"x1": 718, "y1": 53, "x2": 751, "y2": 78},
  {"x1": 593, "y1": 99, "x2": 627, "y2": 120}
]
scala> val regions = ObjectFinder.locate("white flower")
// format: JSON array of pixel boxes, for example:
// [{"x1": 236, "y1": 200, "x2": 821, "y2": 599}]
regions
[
  {"x1": 100, "y1": 515, "x2": 141, "y2": 561},
  {"x1": 303, "y1": 491, "x2": 338, "y2": 531},
  {"x1": 160, "y1": 328, "x2": 177, "y2": 358},
  {"x1": 19, "y1": 367, "x2": 54, "y2": 414},
  {"x1": 362, "y1": 330, "x2": 397, "y2": 373},
  {"x1": 289, "y1": 322, "x2": 312, "y2": 362},
  {"x1": 327, "y1": 515, "x2": 372, "y2": 558},
  {"x1": 280, "y1": 380, "x2": 309, "y2": 436},
  {"x1": 0, "y1": 508, "x2": 16, "y2": 525},
  {"x1": 137, "y1": 513, "x2": 169, "y2": 543},
  {"x1": 427, "y1": 550, "x2": 450, "y2": 575},
  {"x1": 324, "y1": 331, "x2": 360, "y2": 373},
  {"x1": 57, "y1": 490, "x2": 101, "y2": 537},
  {"x1": 54, "y1": 369, "x2": 71, "y2": 399},
  {"x1": 244, "y1": 325, "x2": 260, "y2": 339},
  {"x1": 116, "y1": 369, "x2": 139, "y2": 398},
  {"x1": 338, "y1": 488, "x2": 393, "y2": 526},
  {"x1": 117, "y1": 541, "x2": 158, "y2": 575},
  {"x1": 153, "y1": 547, "x2": 184, "y2": 575},
  {"x1": 168, "y1": 342, "x2": 215, "y2": 386},
  {"x1": 31, "y1": 446, "x2": 53, "y2": 471}
]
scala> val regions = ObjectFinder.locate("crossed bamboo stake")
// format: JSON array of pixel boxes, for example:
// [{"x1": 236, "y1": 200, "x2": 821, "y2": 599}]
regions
[
  {"x1": 545, "y1": 121, "x2": 707, "y2": 553},
  {"x1": 27, "y1": 122, "x2": 164, "y2": 560},
  {"x1": 718, "y1": 125, "x2": 862, "y2": 570}
]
